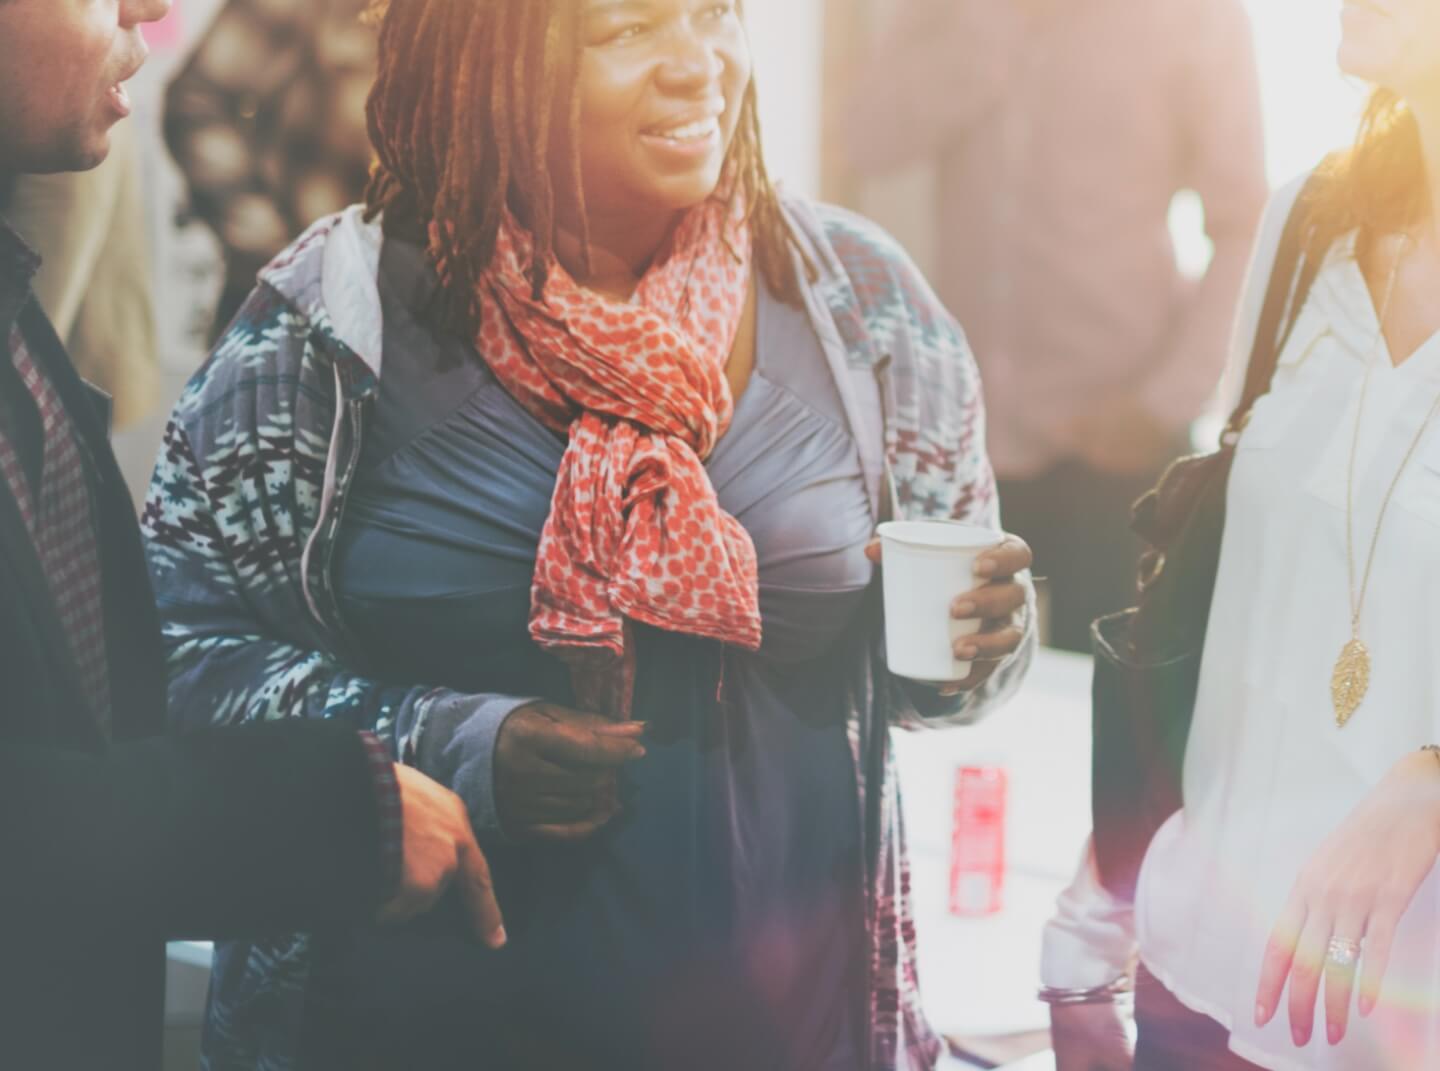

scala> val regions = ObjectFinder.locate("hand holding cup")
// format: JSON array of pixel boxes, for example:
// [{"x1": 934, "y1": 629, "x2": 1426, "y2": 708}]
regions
[{"x1": 866, "y1": 524, "x2": 1032, "y2": 693}]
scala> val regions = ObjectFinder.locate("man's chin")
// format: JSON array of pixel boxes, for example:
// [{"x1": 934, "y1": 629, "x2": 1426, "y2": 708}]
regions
[
  {"x1": 19, "y1": 114, "x2": 117, "y2": 175},
  {"x1": 73, "y1": 123, "x2": 117, "y2": 171},
  {"x1": 44, "y1": 128, "x2": 114, "y2": 175}
]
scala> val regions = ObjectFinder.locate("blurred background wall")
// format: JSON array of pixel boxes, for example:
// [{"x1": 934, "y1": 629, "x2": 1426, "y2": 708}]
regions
[{"x1": 823, "y1": 0, "x2": 1363, "y2": 285}]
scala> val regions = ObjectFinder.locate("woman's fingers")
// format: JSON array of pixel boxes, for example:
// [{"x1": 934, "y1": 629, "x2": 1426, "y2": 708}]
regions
[
  {"x1": 531, "y1": 806, "x2": 623, "y2": 842},
  {"x1": 974, "y1": 534, "x2": 1033, "y2": 580},
  {"x1": 591, "y1": 721, "x2": 648, "y2": 738},
  {"x1": 1288, "y1": 909, "x2": 1334, "y2": 1046},
  {"x1": 954, "y1": 626, "x2": 1024, "y2": 662},
  {"x1": 511, "y1": 752, "x2": 617, "y2": 793},
  {"x1": 1359, "y1": 902, "x2": 1400, "y2": 1017},
  {"x1": 1256, "y1": 896, "x2": 1307, "y2": 1026},
  {"x1": 530, "y1": 714, "x2": 648, "y2": 770},
  {"x1": 521, "y1": 789, "x2": 617, "y2": 824},
  {"x1": 952, "y1": 581, "x2": 1026, "y2": 622},
  {"x1": 1324, "y1": 908, "x2": 1367, "y2": 1044}
]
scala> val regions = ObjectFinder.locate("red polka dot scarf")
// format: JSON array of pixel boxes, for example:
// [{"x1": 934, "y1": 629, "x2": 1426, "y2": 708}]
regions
[{"x1": 470, "y1": 199, "x2": 760, "y2": 716}]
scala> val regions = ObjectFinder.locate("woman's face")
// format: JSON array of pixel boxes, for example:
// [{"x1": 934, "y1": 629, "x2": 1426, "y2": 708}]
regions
[
  {"x1": 1338, "y1": 0, "x2": 1440, "y2": 98},
  {"x1": 570, "y1": 0, "x2": 752, "y2": 224}
]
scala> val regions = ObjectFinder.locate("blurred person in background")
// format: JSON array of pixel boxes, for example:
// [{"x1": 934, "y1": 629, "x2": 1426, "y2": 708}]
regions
[
  {"x1": 1044, "y1": 2, "x2": 1440, "y2": 1067},
  {"x1": 848, "y1": 0, "x2": 1268, "y2": 651},
  {"x1": 142, "y1": 0, "x2": 1036, "y2": 1066},
  {"x1": 163, "y1": 0, "x2": 375, "y2": 338},
  {"x1": 3, "y1": 121, "x2": 159, "y2": 429},
  {"x1": 0, "y1": 0, "x2": 504, "y2": 1068}
]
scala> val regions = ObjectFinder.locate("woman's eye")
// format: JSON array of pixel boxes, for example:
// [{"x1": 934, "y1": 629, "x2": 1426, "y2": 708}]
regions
[
  {"x1": 605, "y1": 22, "x2": 647, "y2": 43},
  {"x1": 701, "y1": 3, "x2": 735, "y2": 20}
]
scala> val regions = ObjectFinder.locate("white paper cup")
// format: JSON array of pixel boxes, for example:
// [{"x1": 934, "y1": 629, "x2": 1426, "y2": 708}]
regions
[{"x1": 878, "y1": 520, "x2": 1004, "y2": 683}]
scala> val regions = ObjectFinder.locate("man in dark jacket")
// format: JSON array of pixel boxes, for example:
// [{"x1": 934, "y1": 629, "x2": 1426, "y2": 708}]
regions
[{"x1": 0, "y1": 1, "x2": 505, "y2": 1067}]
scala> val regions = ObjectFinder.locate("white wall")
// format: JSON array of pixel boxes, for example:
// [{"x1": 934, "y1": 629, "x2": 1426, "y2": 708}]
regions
[
  {"x1": 1245, "y1": 0, "x2": 1362, "y2": 183},
  {"x1": 745, "y1": 0, "x2": 825, "y2": 197}
]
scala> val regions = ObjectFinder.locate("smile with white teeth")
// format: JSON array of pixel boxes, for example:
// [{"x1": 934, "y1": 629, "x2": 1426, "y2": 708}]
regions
[{"x1": 646, "y1": 117, "x2": 720, "y2": 143}]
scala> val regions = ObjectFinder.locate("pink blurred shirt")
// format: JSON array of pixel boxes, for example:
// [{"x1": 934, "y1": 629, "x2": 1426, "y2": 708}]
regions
[{"x1": 848, "y1": 0, "x2": 1267, "y2": 477}]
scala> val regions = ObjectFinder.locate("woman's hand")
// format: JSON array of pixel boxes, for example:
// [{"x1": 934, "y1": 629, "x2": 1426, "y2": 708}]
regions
[
  {"x1": 494, "y1": 703, "x2": 647, "y2": 841},
  {"x1": 1255, "y1": 749, "x2": 1440, "y2": 1047},
  {"x1": 1051, "y1": 1003, "x2": 1134, "y2": 1071},
  {"x1": 865, "y1": 532, "x2": 1033, "y2": 693}
]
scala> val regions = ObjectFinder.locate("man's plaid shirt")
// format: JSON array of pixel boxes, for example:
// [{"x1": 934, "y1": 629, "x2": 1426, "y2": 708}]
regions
[{"x1": 0, "y1": 323, "x2": 111, "y2": 733}]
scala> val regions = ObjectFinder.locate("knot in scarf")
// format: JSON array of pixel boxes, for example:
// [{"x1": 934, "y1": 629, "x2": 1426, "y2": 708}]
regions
[{"x1": 468, "y1": 200, "x2": 761, "y2": 716}]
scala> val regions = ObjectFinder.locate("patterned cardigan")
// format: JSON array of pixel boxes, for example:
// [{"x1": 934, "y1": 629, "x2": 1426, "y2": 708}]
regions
[{"x1": 142, "y1": 195, "x2": 1037, "y2": 1071}]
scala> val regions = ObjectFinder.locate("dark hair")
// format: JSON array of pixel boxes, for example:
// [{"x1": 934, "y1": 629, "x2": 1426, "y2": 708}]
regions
[
  {"x1": 1303, "y1": 89, "x2": 1426, "y2": 266},
  {"x1": 362, "y1": 0, "x2": 810, "y2": 336}
]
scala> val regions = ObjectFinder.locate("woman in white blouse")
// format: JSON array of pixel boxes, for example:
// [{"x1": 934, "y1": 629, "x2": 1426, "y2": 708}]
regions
[{"x1": 1043, "y1": 4, "x2": 1440, "y2": 1069}]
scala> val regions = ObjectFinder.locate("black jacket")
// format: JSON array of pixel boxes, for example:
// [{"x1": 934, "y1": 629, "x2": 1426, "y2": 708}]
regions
[{"x1": 0, "y1": 220, "x2": 390, "y2": 1069}]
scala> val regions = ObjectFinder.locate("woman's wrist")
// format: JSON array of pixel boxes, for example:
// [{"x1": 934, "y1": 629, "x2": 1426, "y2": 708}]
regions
[
  {"x1": 1400, "y1": 745, "x2": 1440, "y2": 782},
  {"x1": 1393, "y1": 746, "x2": 1440, "y2": 839},
  {"x1": 1037, "y1": 975, "x2": 1133, "y2": 1006}
]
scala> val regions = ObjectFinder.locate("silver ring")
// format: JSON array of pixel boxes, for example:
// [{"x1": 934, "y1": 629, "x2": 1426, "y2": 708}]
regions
[{"x1": 1326, "y1": 937, "x2": 1362, "y2": 970}]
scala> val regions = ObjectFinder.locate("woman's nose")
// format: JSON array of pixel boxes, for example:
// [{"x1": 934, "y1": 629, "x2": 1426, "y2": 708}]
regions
[{"x1": 655, "y1": 24, "x2": 726, "y2": 95}]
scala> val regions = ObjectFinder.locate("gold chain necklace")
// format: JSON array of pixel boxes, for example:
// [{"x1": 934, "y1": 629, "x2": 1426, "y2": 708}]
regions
[{"x1": 1332, "y1": 238, "x2": 1440, "y2": 726}]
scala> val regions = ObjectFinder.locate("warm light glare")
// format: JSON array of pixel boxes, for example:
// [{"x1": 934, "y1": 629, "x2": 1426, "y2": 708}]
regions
[
  {"x1": 1175, "y1": 1, "x2": 1362, "y2": 277},
  {"x1": 1247, "y1": 0, "x2": 1363, "y2": 183}
]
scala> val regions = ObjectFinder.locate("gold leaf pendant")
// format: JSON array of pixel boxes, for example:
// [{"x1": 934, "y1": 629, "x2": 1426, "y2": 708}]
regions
[{"x1": 1331, "y1": 638, "x2": 1371, "y2": 727}]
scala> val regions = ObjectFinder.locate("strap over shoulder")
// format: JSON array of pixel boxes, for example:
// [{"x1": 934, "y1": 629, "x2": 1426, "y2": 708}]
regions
[
  {"x1": 1132, "y1": 163, "x2": 1333, "y2": 553},
  {"x1": 1225, "y1": 161, "x2": 1336, "y2": 441}
]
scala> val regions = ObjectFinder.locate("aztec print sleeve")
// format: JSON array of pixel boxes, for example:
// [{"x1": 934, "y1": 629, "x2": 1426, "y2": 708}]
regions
[
  {"x1": 889, "y1": 312, "x2": 1036, "y2": 732},
  {"x1": 141, "y1": 287, "x2": 431, "y2": 753},
  {"x1": 813, "y1": 202, "x2": 1038, "y2": 730},
  {"x1": 141, "y1": 286, "x2": 521, "y2": 834}
]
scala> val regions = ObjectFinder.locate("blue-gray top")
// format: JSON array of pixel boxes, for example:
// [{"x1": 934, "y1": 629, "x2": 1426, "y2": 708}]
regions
[{"x1": 320, "y1": 237, "x2": 876, "y2": 1069}]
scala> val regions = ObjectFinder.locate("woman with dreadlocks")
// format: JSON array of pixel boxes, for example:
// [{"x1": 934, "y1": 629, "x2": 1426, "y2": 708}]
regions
[{"x1": 143, "y1": 1, "x2": 1035, "y2": 1067}]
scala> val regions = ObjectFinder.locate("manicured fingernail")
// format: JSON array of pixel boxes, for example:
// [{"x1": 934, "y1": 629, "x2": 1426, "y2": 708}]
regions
[
  {"x1": 488, "y1": 926, "x2": 507, "y2": 949},
  {"x1": 1255, "y1": 1003, "x2": 1268, "y2": 1026},
  {"x1": 952, "y1": 600, "x2": 976, "y2": 617},
  {"x1": 1328, "y1": 1024, "x2": 1341, "y2": 1045},
  {"x1": 956, "y1": 644, "x2": 978, "y2": 658},
  {"x1": 974, "y1": 559, "x2": 996, "y2": 577},
  {"x1": 1359, "y1": 996, "x2": 1373, "y2": 1018},
  {"x1": 1293, "y1": 1026, "x2": 1306, "y2": 1046}
]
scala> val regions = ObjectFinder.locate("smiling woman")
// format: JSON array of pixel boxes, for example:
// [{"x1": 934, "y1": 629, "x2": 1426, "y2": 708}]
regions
[
  {"x1": 364, "y1": 0, "x2": 805, "y2": 329},
  {"x1": 141, "y1": 0, "x2": 1036, "y2": 1068}
]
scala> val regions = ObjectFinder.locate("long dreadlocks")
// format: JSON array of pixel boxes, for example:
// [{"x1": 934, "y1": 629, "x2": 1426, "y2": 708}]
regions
[{"x1": 363, "y1": 0, "x2": 810, "y2": 337}]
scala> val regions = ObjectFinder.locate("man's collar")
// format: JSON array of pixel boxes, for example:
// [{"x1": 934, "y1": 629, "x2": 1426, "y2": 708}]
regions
[{"x1": 0, "y1": 215, "x2": 41, "y2": 340}]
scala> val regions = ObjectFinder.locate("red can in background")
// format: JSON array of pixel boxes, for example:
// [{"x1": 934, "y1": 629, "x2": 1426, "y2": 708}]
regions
[{"x1": 949, "y1": 765, "x2": 1008, "y2": 916}]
